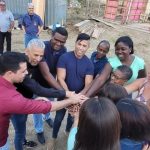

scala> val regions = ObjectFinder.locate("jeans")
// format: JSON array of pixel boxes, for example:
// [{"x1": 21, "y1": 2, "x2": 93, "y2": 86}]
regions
[
  {"x1": 33, "y1": 95, "x2": 52, "y2": 133},
  {"x1": 33, "y1": 112, "x2": 51, "y2": 133},
  {"x1": 11, "y1": 114, "x2": 27, "y2": 150},
  {"x1": 0, "y1": 31, "x2": 11, "y2": 54},
  {"x1": 52, "y1": 108, "x2": 73, "y2": 138},
  {"x1": 24, "y1": 34, "x2": 38, "y2": 48},
  {"x1": 0, "y1": 138, "x2": 9, "y2": 150}
]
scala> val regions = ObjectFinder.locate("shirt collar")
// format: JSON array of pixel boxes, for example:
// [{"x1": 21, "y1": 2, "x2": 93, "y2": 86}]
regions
[{"x1": 0, "y1": 76, "x2": 16, "y2": 90}]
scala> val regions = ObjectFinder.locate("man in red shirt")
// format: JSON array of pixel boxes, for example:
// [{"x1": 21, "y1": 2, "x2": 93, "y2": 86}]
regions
[{"x1": 0, "y1": 52, "x2": 84, "y2": 149}]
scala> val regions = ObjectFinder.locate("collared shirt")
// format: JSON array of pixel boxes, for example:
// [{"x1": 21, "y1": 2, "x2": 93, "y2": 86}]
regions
[
  {"x1": 22, "y1": 13, "x2": 43, "y2": 36},
  {"x1": 90, "y1": 51, "x2": 108, "y2": 77},
  {"x1": 32, "y1": 40, "x2": 67, "y2": 88},
  {"x1": 0, "y1": 76, "x2": 51, "y2": 147},
  {"x1": 0, "y1": 10, "x2": 14, "y2": 32}
]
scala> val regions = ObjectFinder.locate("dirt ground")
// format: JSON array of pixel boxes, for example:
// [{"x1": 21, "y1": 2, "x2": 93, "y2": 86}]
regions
[{"x1": 7, "y1": 16, "x2": 150, "y2": 150}]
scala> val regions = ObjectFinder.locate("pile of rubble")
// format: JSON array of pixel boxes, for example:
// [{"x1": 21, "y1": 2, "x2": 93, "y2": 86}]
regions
[{"x1": 74, "y1": 18, "x2": 116, "y2": 39}]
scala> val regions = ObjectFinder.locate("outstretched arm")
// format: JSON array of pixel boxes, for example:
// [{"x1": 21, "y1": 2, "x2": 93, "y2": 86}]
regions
[
  {"x1": 125, "y1": 78, "x2": 145, "y2": 94},
  {"x1": 39, "y1": 61, "x2": 63, "y2": 90},
  {"x1": 85, "y1": 63, "x2": 112, "y2": 97},
  {"x1": 22, "y1": 76, "x2": 66, "y2": 99},
  {"x1": 57, "y1": 68, "x2": 69, "y2": 91}
]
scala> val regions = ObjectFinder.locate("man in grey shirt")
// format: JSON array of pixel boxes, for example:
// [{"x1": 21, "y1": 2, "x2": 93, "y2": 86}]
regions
[{"x1": 0, "y1": 0, "x2": 14, "y2": 54}]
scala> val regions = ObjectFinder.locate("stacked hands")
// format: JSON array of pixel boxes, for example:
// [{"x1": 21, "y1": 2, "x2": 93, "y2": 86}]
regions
[
  {"x1": 35, "y1": 91, "x2": 88, "y2": 110},
  {"x1": 67, "y1": 103, "x2": 81, "y2": 117},
  {"x1": 66, "y1": 92, "x2": 88, "y2": 117}
]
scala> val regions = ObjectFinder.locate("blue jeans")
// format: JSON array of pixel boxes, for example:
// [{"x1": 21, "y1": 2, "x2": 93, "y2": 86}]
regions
[
  {"x1": 24, "y1": 34, "x2": 38, "y2": 48},
  {"x1": 33, "y1": 112, "x2": 51, "y2": 133},
  {"x1": 52, "y1": 108, "x2": 73, "y2": 138},
  {"x1": 0, "y1": 138, "x2": 9, "y2": 150},
  {"x1": 11, "y1": 114, "x2": 27, "y2": 150}
]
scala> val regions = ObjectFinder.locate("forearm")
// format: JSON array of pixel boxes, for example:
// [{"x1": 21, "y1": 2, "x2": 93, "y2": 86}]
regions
[
  {"x1": 85, "y1": 63, "x2": 111, "y2": 97},
  {"x1": 39, "y1": 62, "x2": 63, "y2": 90},
  {"x1": 10, "y1": 21, "x2": 14, "y2": 29},
  {"x1": 23, "y1": 76, "x2": 65, "y2": 98},
  {"x1": 44, "y1": 74, "x2": 63, "y2": 90},
  {"x1": 85, "y1": 78, "x2": 104, "y2": 97},
  {"x1": 80, "y1": 82, "x2": 92, "y2": 95},
  {"x1": 58, "y1": 79, "x2": 69, "y2": 91},
  {"x1": 73, "y1": 117, "x2": 79, "y2": 127},
  {"x1": 38, "y1": 26, "x2": 43, "y2": 35},
  {"x1": 125, "y1": 78, "x2": 144, "y2": 94},
  {"x1": 22, "y1": 26, "x2": 25, "y2": 33},
  {"x1": 50, "y1": 99, "x2": 73, "y2": 111},
  {"x1": 36, "y1": 88, "x2": 66, "y2": 99}
]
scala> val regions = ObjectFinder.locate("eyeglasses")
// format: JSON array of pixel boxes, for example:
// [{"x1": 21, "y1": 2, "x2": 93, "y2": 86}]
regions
[{"x1": 111, "y1": 72, "x2": 125, "y2": 80}]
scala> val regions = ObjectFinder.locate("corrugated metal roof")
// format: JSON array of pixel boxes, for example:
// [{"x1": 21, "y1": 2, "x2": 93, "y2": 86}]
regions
[
  {"x1": 5, "y1": 0, "x2": 32, "y2": 19},
  {"x1": 4, "y1": 0, "x2": 67, "y2": 26},
  {"x1": 44, "y1": 0, "x2": 67, "y2": 26}
]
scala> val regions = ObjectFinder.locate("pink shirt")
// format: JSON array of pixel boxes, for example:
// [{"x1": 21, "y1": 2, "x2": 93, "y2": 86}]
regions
[{"x1": 0, "y1": 76, "x2": 51, "y2": 147}]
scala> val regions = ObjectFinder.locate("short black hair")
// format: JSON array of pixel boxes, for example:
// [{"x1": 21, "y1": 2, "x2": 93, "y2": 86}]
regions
[
  {"x1": 76, "y1": 33, "x2": 90, "y2": 42},
  {"x1": 0, "y1": 52, "x2": 28, "y2": 75},
  {"x1": 98, "y1": 40, "x2": 110, "y2": 51},
  {"x1": 52, "y1": 27, "x2": 68, "y2": 37},
  {"x1": 116, "y1": 65, "x2": 133, "y2": 81},
  {"x1": 115, "y1": 36, "x2": 134, "y2": 54}
]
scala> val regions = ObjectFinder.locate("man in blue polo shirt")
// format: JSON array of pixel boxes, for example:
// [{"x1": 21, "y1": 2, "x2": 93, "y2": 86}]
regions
[
  {"x1": 32, "y1": 27, "x2": 68, "y2": 144},
  {"x1": 22, "y1": 3, "x2": 43, "y2": 48},
  {"x1": 50, "y1": 33, "x2": 94, "y2": 149},
  {"x1": 0, "y1": 0, "x2": 14, "y2": 54}
]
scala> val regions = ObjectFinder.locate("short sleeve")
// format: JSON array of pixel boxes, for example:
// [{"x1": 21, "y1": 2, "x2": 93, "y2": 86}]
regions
[
  {"x1": 86, "y1": 60, "x2": 94, "y2": 75},
  {"x1": 57, "y1": 54, "x2": 67, "y2": 69},
  {"x1": 38, "y1": 16, "x2": 43, "y2": 26},
  {"x1": 9, "y1": 11, "x2": 14, "y2": 21},
  {"x1": 108, "y1": 56, "x2": 122, "y2": 70},
  {"x1": 135, "y1": 56, "x2": 145, "y2": 70},
  {"x1": 22, "y1": 15, "x2": 25, "y2": 26}
]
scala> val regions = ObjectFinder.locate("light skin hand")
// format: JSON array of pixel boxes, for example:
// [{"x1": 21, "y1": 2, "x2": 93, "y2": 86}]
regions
[
  {"x1": 71, "y1": 93, "x2": 88, "y2": 103},
  {"x1": 66, "y1": 92, "x2": 88, "y2": 101},
  {"x1": 7, "y1": 28, "x2": 12, "y2": 32},
  {"x1": 65, "y1": 91, "x2": 75, "y2": 98},
  {"x1": 142, "y1": 144, "x2": 150, "y2": 150}
]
